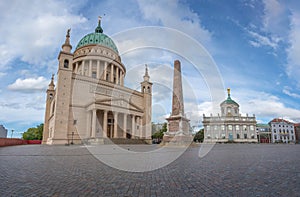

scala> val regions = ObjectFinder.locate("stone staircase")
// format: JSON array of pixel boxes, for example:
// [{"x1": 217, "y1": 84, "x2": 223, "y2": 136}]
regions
[{"x1": 85, "y1": 138, "x2": 148, "y2": 145}]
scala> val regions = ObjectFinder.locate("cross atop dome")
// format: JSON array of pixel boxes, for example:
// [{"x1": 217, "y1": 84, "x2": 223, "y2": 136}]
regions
[{"x1": 95, "y1": 16, "x2": 103, "y2": 33}]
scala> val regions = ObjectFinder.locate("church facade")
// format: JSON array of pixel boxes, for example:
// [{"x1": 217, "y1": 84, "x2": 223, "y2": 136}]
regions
[
  {"x1": 42, "y1": 20, "x2": 152, "y2": 145},
  {"x1": 203, "y1": 89, "x2": 257, "y2": 143}
]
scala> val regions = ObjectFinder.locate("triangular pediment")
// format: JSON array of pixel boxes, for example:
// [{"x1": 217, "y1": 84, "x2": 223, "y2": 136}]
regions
[{"x1": 95, "y1": 98, "x2": 143, "y2": 112}]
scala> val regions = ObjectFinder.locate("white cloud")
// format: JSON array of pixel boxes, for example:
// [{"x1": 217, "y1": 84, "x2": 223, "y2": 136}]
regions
[
  {"x1": 0, "y1": 0, "x2": 87, "y2": 69},
  {"x1": 0, "y1": 72, "x2": 6, "y2": 78},
  {"x1": 247, "y1": 30, "x2": 279, "y2": 49},
  {"x1": 0, "y1": 92, "x2": 45, "y2": 125},
  {"x1": 262, "y1": 0, "x2": 287, "y2": 36},
  {"x1": 286, "y1": 11, "x2": 300, "y2": 86},
  {"x1": 8, "y1": 76, "x2": 49, "y2": 93},
  {"x1": 283, "y1": 86, "x2": 300, "y2": 99},
  {"x1": 236, "y1": 91, "x2": 300, "y2": 123},
  {"x1": 248, "y1": 40, "x2": 261, "y2": 48},
  {"x1": 137, "y1": 0, "x2": 211, "y2": 45}
]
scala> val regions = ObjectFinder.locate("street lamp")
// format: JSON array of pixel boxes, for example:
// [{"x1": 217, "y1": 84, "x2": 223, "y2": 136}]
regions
[
  {"x1": 11, "y1": 129, "x2": 14, "y2": 138},
  {"x1": 71, "y1": 132, "x2": 74, "y2": 145}
]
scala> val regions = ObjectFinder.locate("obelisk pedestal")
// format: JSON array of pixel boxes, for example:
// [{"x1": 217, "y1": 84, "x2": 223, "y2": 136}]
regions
[{"x1": 163, "y1": 60, "x2": 192, "y2": 145}]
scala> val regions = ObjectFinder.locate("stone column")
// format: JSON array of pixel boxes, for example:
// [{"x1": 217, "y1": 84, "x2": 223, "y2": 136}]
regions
[
  {"x1": 116, "y1": 66, "x2": 119, "y2": 85},
  {"x1": 91, "y1": 109, "x2": 97, "y2": 138},
  {"x1": 120, "y1": 73, "x2": 124, "y2": 86},
  {"x1": 140, "y1": 117, "x2": 143, "y2": 138},
  {"x1": 81, "y1": 60, "x2": 85, "y2": 75},
  {"x1": 104, "y1": 62, "x2": 108, "y2": 80},
  {"x1": 110, "y1": 64, "x2": 114, "y2": 82},
  {"x1": 75, "y1": 62, "x2": 79, "y2": 74},
  {"x1": 103, "y1": 110, "x2": 108, "y2": 137},
  {"x1": 86, "y1": 110, "x2": 91, "y2": 138},
  {"x1": 123, "y1": 114, "x2": 127, "y2": 138},
  {"x1": 131, "y1": 115, "x2": 135, "y2": 139},
  {"x1": 114, "y1": 112, "x2": 118, "y2": 138},
  {"x1": 96, "y1": 60, "x2": 100, "y2": 79},
  {"x1": 89, "y1": 60, "x2": 92, "y2": 77},
  {"x1": 136, "y1": 116, "x2": 140, "y2": 138}
]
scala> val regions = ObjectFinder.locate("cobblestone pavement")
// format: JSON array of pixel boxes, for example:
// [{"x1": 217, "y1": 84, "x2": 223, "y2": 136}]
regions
[{"x1": 0, "y1": 144, "x2": 299, "y2": 197}]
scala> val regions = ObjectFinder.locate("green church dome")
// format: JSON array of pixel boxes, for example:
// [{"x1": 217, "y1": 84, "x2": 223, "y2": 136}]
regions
[{"x1": 75, "y1": 20, "x2": 119, "y2": 54}]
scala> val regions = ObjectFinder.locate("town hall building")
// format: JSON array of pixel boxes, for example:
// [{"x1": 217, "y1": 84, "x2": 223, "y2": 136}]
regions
[
  {"x1": 202, "y1": 89, "x2": 257, "y2": 143},
  {"x1": 42, "y1": 19, "x2": 152, "y2": 145}
]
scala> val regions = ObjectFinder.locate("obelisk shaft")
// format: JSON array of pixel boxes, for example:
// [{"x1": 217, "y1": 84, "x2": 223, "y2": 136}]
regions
[{"x1": 171, "y1": 60, "x2": 184, "y2": 116}]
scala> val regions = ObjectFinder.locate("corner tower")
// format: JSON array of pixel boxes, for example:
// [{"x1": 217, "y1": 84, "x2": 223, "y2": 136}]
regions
[
  {"x1": 141, "y1": 65, "x2": 152, "y2": 143},
  {"x1": 47, "y1": 29, "x2": 74, "y2": 144},
  {"x1": 42, "y1": 74, "x2": 55, "y2": 144}
]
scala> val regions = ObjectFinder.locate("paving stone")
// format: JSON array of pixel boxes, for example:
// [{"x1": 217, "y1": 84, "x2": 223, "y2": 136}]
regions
[{"x1": 0, "y1": 144, "x2": 299, "y2": 196}]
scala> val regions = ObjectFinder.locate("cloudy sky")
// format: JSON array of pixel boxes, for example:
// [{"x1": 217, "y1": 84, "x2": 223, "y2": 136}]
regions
[{"x1": 1, "y1": 0, "x2": 300, "y2": 137}]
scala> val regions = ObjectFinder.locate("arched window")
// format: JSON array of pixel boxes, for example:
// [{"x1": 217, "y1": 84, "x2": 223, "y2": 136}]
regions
[
  {"x1": 147, "y1": 86, "x2": 151, "y2": 93},
  {"x1": 64, "y1": 59, "x2": 69, "y2": 68}
]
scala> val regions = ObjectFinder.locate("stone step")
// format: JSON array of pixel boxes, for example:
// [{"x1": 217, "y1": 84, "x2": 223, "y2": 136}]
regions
[{"x1": 85, "y1": 138, "x2": 148, "y2": 145}]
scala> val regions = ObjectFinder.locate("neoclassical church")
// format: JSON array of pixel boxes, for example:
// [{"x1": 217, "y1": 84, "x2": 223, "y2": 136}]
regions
[
  {"x1": 42, "y1": 19, "x2": 152, "y2": 144},
  {"x1": 202, "y1": 89, "x2": 257, "y2": 143}
]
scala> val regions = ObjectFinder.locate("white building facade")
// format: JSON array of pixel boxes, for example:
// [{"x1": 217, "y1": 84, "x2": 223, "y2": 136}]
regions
[
  {"x1": 203, "y1": 89, "x2": 257, "y2": 143},
  {"x1": 42, "y1": 20, "x2": 152, "y2": 145},
  {"x1": 269, "y1": 118, "x2": 296, "y2": 143}
]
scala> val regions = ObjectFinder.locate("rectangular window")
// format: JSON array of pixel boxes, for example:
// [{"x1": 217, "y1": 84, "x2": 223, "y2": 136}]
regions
[
  {"x1": 237, "y1": 133, "x2": 240, "y2": 139},
  {"x1": 236, "y1": 125, "x2": 240, "y2": 131},
  {"x1": 228, "y1": 125, "x2": 232, "y2": 130},
  {"x1": 244, "y1": 134, "x2": 247, "y2": 139},
  {"x1": 250, "y1": 125, "x2": 254, "y2": 131},
  {"x1": 221, "y1": 125, "x2": 225, "y2": 131}
]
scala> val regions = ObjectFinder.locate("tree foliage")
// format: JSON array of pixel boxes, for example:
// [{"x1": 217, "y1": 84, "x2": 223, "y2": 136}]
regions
[
  {"x1": 22, "y1": 124, "x2": 44, "y2": 140},
  {"x1": 194, "y1": 129, "x2": 204, "y2": 142},
  {"x1": 152, "y1": 122, "x2": 167, "y2": 139}
]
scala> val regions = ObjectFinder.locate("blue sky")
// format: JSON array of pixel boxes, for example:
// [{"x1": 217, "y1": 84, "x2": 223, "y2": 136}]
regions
[{"x1": 1, "y1": 0, "x2": 300, "y2": 138}]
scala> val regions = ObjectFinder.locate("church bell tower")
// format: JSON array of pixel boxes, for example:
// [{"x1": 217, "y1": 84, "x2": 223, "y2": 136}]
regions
[{"x1": 141, "y1": 65, "x2": 152, "y2": 143}]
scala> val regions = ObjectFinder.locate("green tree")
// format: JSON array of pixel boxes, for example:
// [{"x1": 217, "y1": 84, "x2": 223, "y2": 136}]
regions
[
  {"x1": 152, "y1": 122, "x2": 167, "y2": 139},
  {"x1": 194, "y1": 129, "x2": 204, "y2": 142},
  {"x1": 22, "y1": 124, "x2": 44, "y2": 140}
]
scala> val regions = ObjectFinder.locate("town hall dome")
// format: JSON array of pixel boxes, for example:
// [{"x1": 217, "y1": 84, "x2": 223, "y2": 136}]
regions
[
  {"x1": 75, "y1": 20, "x2": 119, "y2": 54},
  {"x1": 220, "y1": 88, "x2": 239, "y2": 107}
]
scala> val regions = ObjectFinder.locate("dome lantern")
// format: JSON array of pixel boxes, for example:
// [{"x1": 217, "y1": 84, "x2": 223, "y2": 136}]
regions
[{"x1": 95, "y1": 16, "x2": 103, "y2": 33}]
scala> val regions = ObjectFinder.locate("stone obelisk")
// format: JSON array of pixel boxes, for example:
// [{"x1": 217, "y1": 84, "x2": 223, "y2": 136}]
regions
[{"x1": 163, "y1": 60, "x2": 191, "y2": 144}]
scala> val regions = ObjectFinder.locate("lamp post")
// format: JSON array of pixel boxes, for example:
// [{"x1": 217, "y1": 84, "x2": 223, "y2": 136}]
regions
[
  {"x1": 71, "y1": 132, "x2": 74, "y2": 145},
  {"x1": 11, "y1": 129, "x2": 14, "y2": 138}
]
